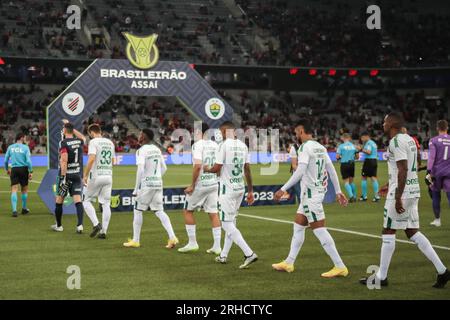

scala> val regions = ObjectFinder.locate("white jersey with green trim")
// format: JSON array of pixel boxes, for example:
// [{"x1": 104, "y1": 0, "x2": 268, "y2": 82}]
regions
[
  {"x1": 136, "y1": 144, "x2": 166, "y2": 190},
  {"x1": 386, "y1": 133, "x2": 421, "y2": 199},
  {"x1": 297, "y1": 140, "x2": 330, "y2": 196},
  {"x1": 192, "y1": 139, "x2": 219, "y2": 189},
  {"x1": 216, "y1": 138, "x2": 249, "y2": 194},
  {"x1": 88, "y1": 137, "x2": 115, "y2": 179}
]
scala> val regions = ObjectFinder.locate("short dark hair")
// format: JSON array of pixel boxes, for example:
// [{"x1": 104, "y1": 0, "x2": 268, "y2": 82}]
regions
[
  {"x1": 88, "y1": 123, "x2": 101, "y2": 134},
  {"x1": 16, "y1": 133, "x2": 25, "y2": 141},
  {"x1": 387, "y1": 112, "x2": 405, "y2": 129},
  {"x1": 220, "y1": 121, "x2": 235, "y2": 129},
  {"x1": 295, "y1": 120, "x2": 313, "y2": 135},
  {"x1": 142, "y1": 128, "x2": 154, "y2": 141},
  {"x1": 64, "y1": 122, "x2": 74, "y2": 134},
  {"x1": 361, "y1": 131, "x2": 370, "y2": 137},
  {"x1": 437, "y1": 120, "x2": 448, "y2": 132},
  {"x1": 201, "y1": 122, "x2": 209, "y2": 134}
]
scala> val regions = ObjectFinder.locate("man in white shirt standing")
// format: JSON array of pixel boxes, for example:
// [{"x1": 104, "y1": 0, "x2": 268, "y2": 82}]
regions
[
  {"x1": 123, "y1": 129, "x2": 178, "y2": 249},
  {"x1": 273, "y1": 121, "x2": 349, "y2": 278},
  {"x1": 178, "y1": 123, "x2": 222, "y2": 254},
  {"x1": 83, "y1": 124, "x2": 115, "y2": 239},
  {"x1": 203, "y1": 121, "x2": 258, "y2": 269}
]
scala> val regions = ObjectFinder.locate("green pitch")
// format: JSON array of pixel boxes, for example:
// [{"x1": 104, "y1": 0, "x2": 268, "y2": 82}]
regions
[{"x1": 0, "y1": 162, "x2": 449, "y2": 300}]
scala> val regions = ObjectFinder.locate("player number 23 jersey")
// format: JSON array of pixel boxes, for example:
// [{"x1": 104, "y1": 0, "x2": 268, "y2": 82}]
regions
[
  {"x1": 88, "y1": 137, "x2": 115, "y2": 179},
  {"x1": 387, "y1": 133, "x2": 420, "y2": 199}
]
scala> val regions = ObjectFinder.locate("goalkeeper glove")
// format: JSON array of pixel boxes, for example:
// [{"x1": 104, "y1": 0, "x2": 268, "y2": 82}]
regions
[
  {"x1": 58, "y1": 175, "x2": 69, "y2": 196},
  {"x1": 425, "y1": 173, "x2": 434, "y2": 186}
]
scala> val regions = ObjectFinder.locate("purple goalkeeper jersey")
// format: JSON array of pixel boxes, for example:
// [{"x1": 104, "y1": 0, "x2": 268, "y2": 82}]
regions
[{"x1": 428, "y1": 134, "x2": 450, "y2": 177}]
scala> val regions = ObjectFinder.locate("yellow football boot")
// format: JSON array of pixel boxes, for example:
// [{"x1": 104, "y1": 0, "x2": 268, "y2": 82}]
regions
[
  {"x1": 166, "y1": 237, "x2": 179, "y2": 249},
  {"x1": 123, "y1": 239, "x2": 140, "y2": 248},
  {"x1": 272, "y1": 261, "x2": 295, "y2": 273},
  {"x1": 321, "y1": 266, "x2": 349, "y2": 278}
]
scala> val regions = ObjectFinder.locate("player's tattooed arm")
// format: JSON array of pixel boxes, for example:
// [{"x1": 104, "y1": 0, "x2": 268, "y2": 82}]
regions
[
  {"x1": 60, "y1": 152, "x2": 68, "y2": 176},
  {"x1": 395, "y1": 159, "x2": 407, "y2": 213}
]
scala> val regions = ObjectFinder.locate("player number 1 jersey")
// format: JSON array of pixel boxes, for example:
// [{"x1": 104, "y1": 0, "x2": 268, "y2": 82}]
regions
[{"x1": 387, "y1": 133, "x2": 421, "y2": 199}]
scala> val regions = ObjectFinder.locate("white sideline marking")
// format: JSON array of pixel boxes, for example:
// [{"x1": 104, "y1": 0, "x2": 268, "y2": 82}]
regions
[{"x1": 239, "y1": 213, "x2": 450, "y2": 251}]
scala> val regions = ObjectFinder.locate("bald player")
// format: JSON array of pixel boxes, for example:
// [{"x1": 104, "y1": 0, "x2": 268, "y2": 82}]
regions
[{"x1": 360, "y1": 112, "x2": 449, "y2": 288}]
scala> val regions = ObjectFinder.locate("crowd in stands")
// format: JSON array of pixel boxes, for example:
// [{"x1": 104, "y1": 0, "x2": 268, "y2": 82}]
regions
[
  {"x1": 1, "y1": 0, "x2": 450, "y2": 67},
  {"x1": 237, "y1": 0, "x2": 450, "y2": 68},
  {"x1": 236, "y1": 88, "x2": 447, "y2": 152},
  {"x1": 1, "y1": 84, "x2": 447, "y2": 156}
]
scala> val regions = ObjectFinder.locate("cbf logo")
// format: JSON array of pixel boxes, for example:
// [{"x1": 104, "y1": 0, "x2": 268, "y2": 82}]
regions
[
  {"x1": 123, "y1": 33, "x2": 159, "y2": 69},
  {"x1": 62, "y1": 92, "x2": 85, "y2": 116},
  {"x1": 205, "y1": 98, "x2": 225, "y2": 120},
  {"x1": 110, "y1": 194, "x2": 121, "y2": 209}
]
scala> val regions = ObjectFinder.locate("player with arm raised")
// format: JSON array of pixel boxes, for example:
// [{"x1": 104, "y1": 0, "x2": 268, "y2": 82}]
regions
[
  {"x1": 203, "y1": 121, "x2": 258, "y2": 269},
  {"x1": 427, "y1": 120, "x2": 450, "y2": 227},
  {"x1": 123, "y1": 129, "x2": 178, "y2": 249},
  {"x1": 52, "y1": 121, "x2": 86, "y2": 233},
  {"x1": 82, "y1": 124, "x2": 115, "y2": 239},
  {"x1": 4, "y1": 133, "x2": 33, "y2": 217},
  {"x1": 178, "y1": 123, "x2": 222, "y2": 254},
  {"x1": 360, "y1": 113, "x2": 449, "y2": 288},
  {"x1": 272, "y1": 121, "x2": 349, "y2": 277}
]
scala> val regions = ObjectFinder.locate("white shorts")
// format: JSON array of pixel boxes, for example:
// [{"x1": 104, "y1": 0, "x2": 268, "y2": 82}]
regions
[
  {"x1": 383, "y1": 198, "x2": 420, "y2": 230},
  {"x1": 135, "y1": 188, "x2": 164, "y2": 212},
  {"x1": 296, "y1": 192, "x2": 325, "y2": 223},
  {"x1": 218, "y1": 192, "x2": 244, "y2": 222},
  {"x1": 185, "y1": 186, "x2": 218, "y2": 213},
  {"x1": 83, "y1": 177, "x2": 112, "y2": 204}
]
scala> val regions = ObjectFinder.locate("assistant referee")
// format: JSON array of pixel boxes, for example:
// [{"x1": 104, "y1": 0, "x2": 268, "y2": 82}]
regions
[{"x1": 4, "y1": 133, "x2": 33, "y2": 217}]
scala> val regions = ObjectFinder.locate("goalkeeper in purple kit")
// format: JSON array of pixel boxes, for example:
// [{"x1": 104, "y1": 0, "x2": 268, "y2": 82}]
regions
[{"x1": 427, "y1": 120, "x2": 450, "y2": 227}]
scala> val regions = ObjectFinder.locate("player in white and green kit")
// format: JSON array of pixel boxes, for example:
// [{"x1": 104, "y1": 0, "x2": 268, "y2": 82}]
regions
[
  {"x1": 83, "y1": 124, "x2": 115, "y2": 239},
  {"x1": 273, "y1": 121, "x2": 349, "y2": 278},
  {"x1": 360, "y1": 112, "x2": 449, "y2": 288},
  {"x1": 123, "y1": 129, "x2": 178, "y2": 249},
  {"x1": 178, "y1": 123, "x2": 222, "y2": 254},
  {"x1": 203, "y1": 121, "x2": 258, "y2": 269}
]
